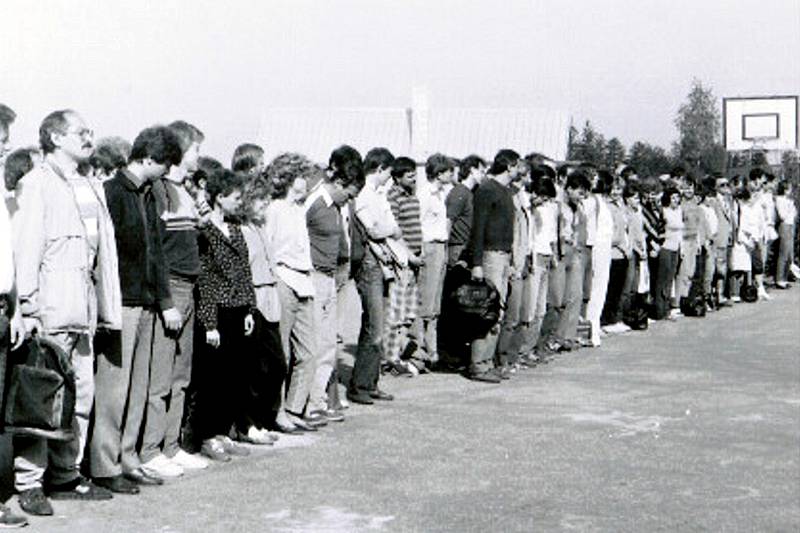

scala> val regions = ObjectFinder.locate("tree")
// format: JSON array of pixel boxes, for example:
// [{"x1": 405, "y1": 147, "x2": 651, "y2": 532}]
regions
[
  {"x1": 605, "y1": 137, "x2": 626, "y2": 170},
  {"x1": 628, "y1": 141, "x2": 673, "y2": 178},
  {"x1": 570, "y1": 121, "x2": 607, "y2": 166},
  {"x1": 673, "y1": 78, "x2": 726, "y2": 174},
  {"x1": 782, "y1": 151, "x2": 800, "y2": 184},
  {"x1": 567, "y1": 124, "x2": 580, "y2": 160}
]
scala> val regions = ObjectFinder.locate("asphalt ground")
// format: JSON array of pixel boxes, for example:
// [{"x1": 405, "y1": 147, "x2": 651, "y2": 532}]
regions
[{"x1": 18, "y1": 286, "x2": 800, "y2": 532}]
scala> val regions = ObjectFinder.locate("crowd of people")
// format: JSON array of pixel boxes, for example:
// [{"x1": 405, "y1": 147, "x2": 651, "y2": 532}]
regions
[{"x1": 0, "y1": 103, "x2": 797, "y2": 526}]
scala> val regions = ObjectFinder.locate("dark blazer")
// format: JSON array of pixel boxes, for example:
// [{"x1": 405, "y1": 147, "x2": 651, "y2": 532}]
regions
[{"x1": 103, "y1": 170, "x2": 172, "y2": 309}]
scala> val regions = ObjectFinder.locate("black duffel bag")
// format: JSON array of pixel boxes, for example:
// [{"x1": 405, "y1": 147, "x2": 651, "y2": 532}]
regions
[{"x1": 4, "y1": 336, "x2": 76, "y2": 441}]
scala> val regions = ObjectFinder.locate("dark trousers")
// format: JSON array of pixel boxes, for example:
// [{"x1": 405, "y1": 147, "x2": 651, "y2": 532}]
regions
[
  {"x1": 654, "y1": 249, "x2": 679, "y2": 319},
  {"x1": 350, "y1": 255, "x2": 386, "y2": 395},
  {"x1": 602, "y1": 257, "x2": 629, "y2": 325},
  {"x1": 194, "y1": 306, "x2": 249, "y2": 442},
  {"x1": 0, "y1": 316, "x2": 13, "y2": 502},
  {"x1": 240, "y1": 311, "x2": 286, "y2": 431}
]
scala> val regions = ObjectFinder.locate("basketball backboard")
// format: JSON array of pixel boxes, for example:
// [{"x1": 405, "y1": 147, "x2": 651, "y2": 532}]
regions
[{"x1": 723, "y1": 95, "x2": 798, "y2": 151}]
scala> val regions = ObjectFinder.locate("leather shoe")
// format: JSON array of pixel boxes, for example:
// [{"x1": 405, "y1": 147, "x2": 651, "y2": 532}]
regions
[
  {"x1": 468, "y1": 370, "x2": 502, "y2": 383},
  {"x1": 346, "y1": 391, "x2": 374, "y2": 405},
  {"x1": 369, "y1": 389, "x2": 394, "y2": 401},
  {"x1": 94, "y1": 475, "x2": 140, "y2": 495},
  {"x1": 285, "y1": 412, "x2": 318, "y2": 432},
  {"x1": 123, "y1": 468, "x2": 164, "y2": 486}
]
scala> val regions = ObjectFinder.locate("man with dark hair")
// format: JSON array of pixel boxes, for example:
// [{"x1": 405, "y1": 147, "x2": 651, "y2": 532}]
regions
[
  {"x1": 467, "y1": 149, "x2": 520, "y2": 383},
  {"x1": 89, "y1": 137, "x2": 132, "y2": 181},
  {"x1": 414, "y1": 154, "x2": 452, "y2": 368},
  {"x1": 12, "y1": 110, "x2": 117, "y2": 515},
  {"x1": 91, "y1": 125, "x2": 182, "y2": 493},
  {"x1": 384, "y1": 157, "x2": 423, "y2": 376},
  {"x1": 305, "y1": 162, "x2": 351, "y2": 422},
  {"x1": 349, "y1": 147, "x2": 399, "y2": 403},
  {"x1": 139, "y1": 121, "x2": 210, "y2": 479},
  {"x1": 446, "y1": 155, "x2": 485, "y2": 267}
]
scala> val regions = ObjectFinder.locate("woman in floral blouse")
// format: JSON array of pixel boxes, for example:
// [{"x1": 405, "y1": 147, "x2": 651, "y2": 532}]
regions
[{"x1": 194, "y1": 168, "x2": 257, "y2": 462}]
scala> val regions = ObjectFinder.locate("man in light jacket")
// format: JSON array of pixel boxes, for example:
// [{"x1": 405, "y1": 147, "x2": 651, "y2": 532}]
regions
[{"x1": 12, "y1": 110, "x2": 119, "y2": 516}]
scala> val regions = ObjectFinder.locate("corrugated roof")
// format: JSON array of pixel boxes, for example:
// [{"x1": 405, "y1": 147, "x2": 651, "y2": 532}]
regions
[{"x1": 259, "y1": 106, "x2": 571, "y2": 163}]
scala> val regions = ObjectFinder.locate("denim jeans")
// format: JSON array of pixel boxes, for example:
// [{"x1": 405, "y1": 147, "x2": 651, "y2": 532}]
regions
[
  {"x1": 555, "y1": 245, "x2": 584, "y2": 341},
  {"x1": 141, "y1": 277, "x2": 195, "y2": 462},
  {"x1": 14, "y1": 332, "x2": 92, "y2": 490},
  {"x1": 470, "y1": 251, "x2": 510, "y2": 374},
  {"x1": 415, "y1": 242, "x2": 447, "y2": 360},
  {"x1": 497, "y1": 275, "x2": 525, "y2": 366},
  {"x1": 350, "y1": 253, "x2": 386, "y2": 395}
]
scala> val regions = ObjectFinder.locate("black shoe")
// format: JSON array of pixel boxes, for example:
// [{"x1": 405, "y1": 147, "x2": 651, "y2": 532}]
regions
[
  {"x1": 0, "y1": 503, "x2": 28, "y2": 527},
  {"x1": 346, "y1": 391, "x2": 374, "y2": 405},
  {"x1": 17, "y1": 487, "x2": 52, "y2": 516},
  {"x1": 93, "y1": 475, "x2": 140, "y2": 494},
  {"x1": 369, "y1": 389, "x2": 394, "y2": 401},
  {"x1": 46, "y1": 477, "x2": 113, "y2": 501},
  {"x1": 468, "y1": 370, "x2": 502, "y2": 384},
  {"x1": 123, "y1": 468, "x2": 164, "y2": 486}
]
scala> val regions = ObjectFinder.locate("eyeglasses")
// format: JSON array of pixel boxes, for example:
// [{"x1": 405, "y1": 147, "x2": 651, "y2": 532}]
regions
[{"x1": 67, "y1": 127, "x2": 93, "y2": 139}]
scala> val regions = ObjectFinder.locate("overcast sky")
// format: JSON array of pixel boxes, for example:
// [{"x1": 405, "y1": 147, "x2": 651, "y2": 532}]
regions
[{"x1": 2, "y1": 0, "x2": 798, "y2": 161}]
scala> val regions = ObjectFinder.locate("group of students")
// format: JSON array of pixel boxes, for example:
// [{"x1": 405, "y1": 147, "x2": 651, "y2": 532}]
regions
[{"x1": 0, "y1": 103, "x2": 796, "y2": 527}]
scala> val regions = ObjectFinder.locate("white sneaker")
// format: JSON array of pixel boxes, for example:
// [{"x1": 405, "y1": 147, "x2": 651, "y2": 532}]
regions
[
  {"x1": 141, "y1": 453, "x2": 184, "y2": 478},
  {"x1": 758, "y1": 290, "x2": 772, "y2": 301},
  {"x1": 170, "y1": 449, "x2": 209, "y2": 470}
]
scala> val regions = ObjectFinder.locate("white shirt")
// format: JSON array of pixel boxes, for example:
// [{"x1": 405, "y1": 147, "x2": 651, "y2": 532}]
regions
[
  {"x1": 701, "y1": 204, "x2": 718, "y2": 242},
  {"x1": 582, "y1": 195, "x2": 598, "y2": 246},
  {"x1": 533, "y1": 201, "x2": 558, "y2": 256},
  {"x1": 738, "y1": 199, "x2": 765, "y2": 245},
  {"x1": 417, "y1": 182, "x2": 449, "y2": 243},
  {"x1": 264, "y1": 198, "x2": 314, "y2": 297},
  {"x1": 775, "y1": 196, "x2": 797, "y2": 225},
  {"x1": 355, "y1": 179, "x2": 399, "y2": 241}
]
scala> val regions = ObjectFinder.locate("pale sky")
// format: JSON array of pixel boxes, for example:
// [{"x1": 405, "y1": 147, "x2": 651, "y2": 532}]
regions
[{"x1": 2, "y1": 0, "x2": 798, "y2": 161}]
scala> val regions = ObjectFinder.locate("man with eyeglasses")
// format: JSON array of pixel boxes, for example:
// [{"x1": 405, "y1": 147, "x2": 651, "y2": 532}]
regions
[
  {"x1": 12, "y1": 110, "x2": 120, "y2": 516},
  {"x1": 709, "y1": 175, "x2": 735, "y2": 306}
]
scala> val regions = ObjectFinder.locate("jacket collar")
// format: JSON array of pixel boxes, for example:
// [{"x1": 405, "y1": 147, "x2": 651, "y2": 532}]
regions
[{"x1": 118, "y1": 168, "x2": 148, "y2": 191}]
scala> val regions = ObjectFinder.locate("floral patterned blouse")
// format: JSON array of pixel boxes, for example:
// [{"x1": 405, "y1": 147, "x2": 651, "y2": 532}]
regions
[{"x1": 197, "y1": 221, "x2": 256, "y2": 331}]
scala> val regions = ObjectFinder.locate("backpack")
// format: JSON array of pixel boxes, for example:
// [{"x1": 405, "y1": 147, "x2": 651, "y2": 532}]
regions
[
  {"x1": 4, "y1": 336, "x2": 76, "y2": 441},
  {"x1": 741, "y1": 283, "x2": 758, "y2": 303},
  {"x1": 624, "y1": 293, "x2": 650, "y2": 330},
  {"x1": 680, "y1": 249, "x2": 707, "y2": 318}
]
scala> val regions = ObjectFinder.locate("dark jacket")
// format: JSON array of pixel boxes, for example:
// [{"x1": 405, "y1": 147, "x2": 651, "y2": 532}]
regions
[{"x1": 104, "y1": 169, "x2": 172, "y2": 309}]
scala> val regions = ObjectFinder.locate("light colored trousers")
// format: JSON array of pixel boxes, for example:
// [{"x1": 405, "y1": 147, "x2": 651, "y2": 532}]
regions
[
  {"x1": 308, "y1": 272, "x2": 337, "y2": 413},
  {"x1": 470, "y1": 251, "x2": 510, "y2": 374},
  {"x1": 415, "y1": 241, "x2": 447, "y2": 360},
  {"x1": 586, "y1": 240, "x2": 612, "y2": 345},
  {"x1": 90, "y1": 306, "x2": 154, "y2": 477},
  {"x1": 277, "y1": 279, "x2": 317, "y2": 415},
  {"x1": 14, "y1": 332, "x2": 93, "y2": 491}
]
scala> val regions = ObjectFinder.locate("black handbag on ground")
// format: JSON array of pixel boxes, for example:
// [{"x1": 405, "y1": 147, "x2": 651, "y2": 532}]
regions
[
  {"x1": 740, "y1": 283, "x2": 758, "y2": 303},
  {"x1": 624, "y1": 293, "x2": 650, "y2": 330},
  {"x1": 3, "y1": 336, "x2": 76, "y2": 441}
]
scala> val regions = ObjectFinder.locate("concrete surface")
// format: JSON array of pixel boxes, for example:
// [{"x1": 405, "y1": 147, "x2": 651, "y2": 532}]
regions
[{"x1": 18, "y1": 287, "x2": 800, "y2": 532}]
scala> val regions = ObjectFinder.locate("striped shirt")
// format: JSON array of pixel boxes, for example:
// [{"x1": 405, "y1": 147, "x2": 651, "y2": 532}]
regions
[
  {"x1": 642, "y1": 200, "x2": 665, "y2": 254},
  {"x1": 386, "y1": 184, "x2": 423, "y2": 256},
  {"x1": 157, "y1": 180, "x2": 201, "y2": 280}
]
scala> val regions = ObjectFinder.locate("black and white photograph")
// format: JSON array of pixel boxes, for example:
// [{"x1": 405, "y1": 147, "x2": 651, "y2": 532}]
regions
[{"x1": 1, "y1": 1, "x2": 799, "y2": 531}]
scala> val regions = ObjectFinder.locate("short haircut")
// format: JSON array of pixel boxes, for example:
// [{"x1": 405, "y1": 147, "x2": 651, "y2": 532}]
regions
[
  {"x1": 661, "y1": 186, "x2": 680, "y2": 207},
  {"x1": 328, "y1": 145, "x2": 364, "y2": 189},
  {"x1": 391, "y1": 157, "x2": 417, "y2": 179},
  {"x1": 39, "y1": 109, "x2": 75, "y2": 154},
  {"x1": 776, "y1": 180, "x2": 790, "y2": 195},
  {"x1": 458, "y1": 154, "x2": 486, "y2": 181},
  {"x1": 565, "y1": 170, "x2": 591, "y2": 191},
  {"x1": 623, "y1": 180, "x2": 640, "y2": 199},
  {"x1": 532, "y1": 177, "x2": 556, "y2": 199},
  {"x1": 748, "y1": 168, "x2": 764, "y2": 181},
  {"x1": 425, "y1": 153, "x2": 453, "y2": 181},
  {"x1": 639, "y1": 176, "x2": 662, "y2": 195},
  {"x1": 670, "y1": 165, "x2": 686, "y2": 179},
  {"x1": 89, "y1": 137, "x2": 131, "y2": 174},
  {"x1": 701, "y1": 176, "x2": 717, "y2": 197},
  {"x1": 168, "y1": 120, "x2": 204, "y2": 154},
  {"x1": 265, "y1": 152, "x2": 319, "y2": 199},
  {"x1": 734, "y1": 183, "x2": 751, "y2": 201},
  {"x1": 595, "y1": 169, "x2": 614, "y2": 194},
  {"x1": 231, "y1": 143, "x2": 265, "y2": 173},
  {"x1": 205, "y1": 168, "x2": 247, "y2": 206},
  {"x1": 0, "y1": 103, "x2": 16, "y2": 128},
  {"x1": 488, "y1": 149, "x2": 520, "y2": 175},
  {"x1": 129, "y1": 126, "x2": 184, "y2": 167},
  {"x1": 4, "y1": 147, "x2": 38, "y2": 191},
  {"x1": 363, "y1": 147, "x2": 394, "y2": 175}
]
